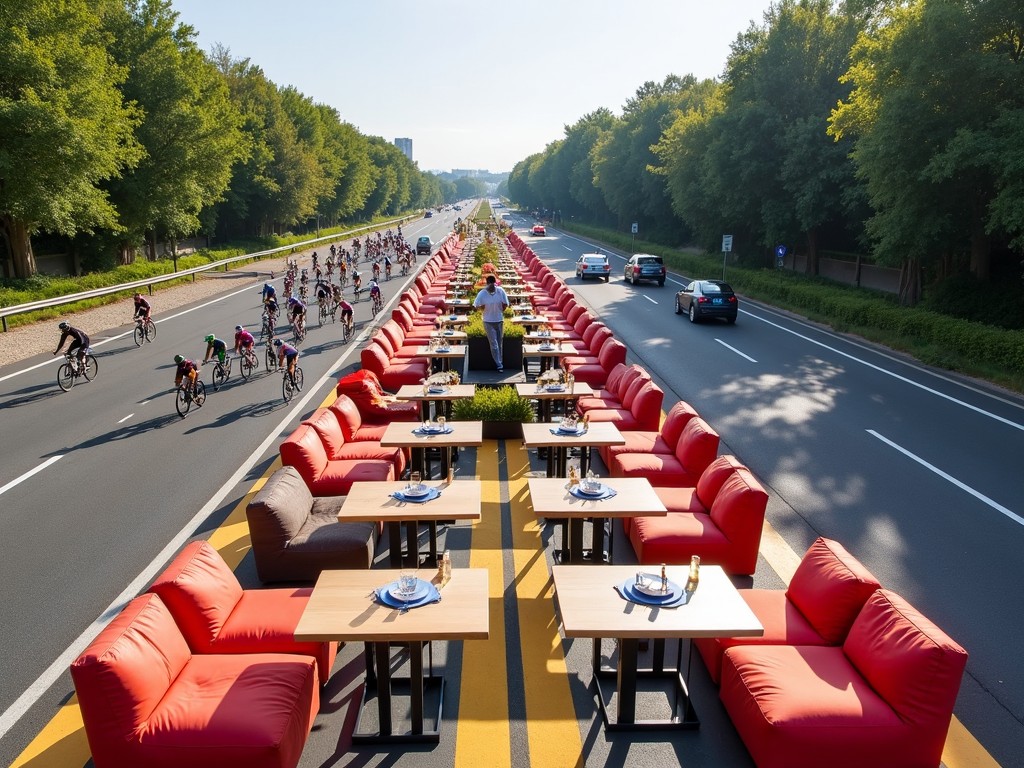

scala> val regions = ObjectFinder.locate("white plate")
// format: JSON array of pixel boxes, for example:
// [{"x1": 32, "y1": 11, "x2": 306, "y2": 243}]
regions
[
  {"x1": 403, "y1": 485, "x2": 430, "y2": 497},
  {"x1": 557, "y1": 425, "x2": 581, "y2": 434},
  {"x1": 634, "y1": 579, "x2": 671, "y2": 597},
  {"x1": 545, "y1": 385, "x2": 566, "y2": 392},
  {"x1": 577, "y1": 484, "x2": 603, "y2": 495}
]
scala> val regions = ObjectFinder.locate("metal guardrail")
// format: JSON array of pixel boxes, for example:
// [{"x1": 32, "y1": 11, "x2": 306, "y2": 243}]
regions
[{"x1": 0, "y1": 216, "x2": 415, "y2": 331}]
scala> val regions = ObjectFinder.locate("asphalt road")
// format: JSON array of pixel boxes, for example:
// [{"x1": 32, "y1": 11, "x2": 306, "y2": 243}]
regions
[
  {"x1": 517, "y1": 216, "x2": 1024, "y2": 765},
  {"x1": 0, "y1": 208, "x2": 461, "y2": 759}
]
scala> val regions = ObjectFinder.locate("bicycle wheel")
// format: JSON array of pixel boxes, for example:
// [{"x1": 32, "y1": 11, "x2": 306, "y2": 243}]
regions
[
  {"x1": 319, "y1": 303, "x2": 328, "y2": 326},
  {"x1": 81, "y1": 354, "x2": 98, "y2": 381},
  {"x1": 133, "y1": 324, "x2": 145, "y2": 347},
  {"x1": 266, "y1": 347, "x2": 277, "y2": 371},
  {"x1": 192, "y1": 380, "x2": 207, "y2": 407},
  {"x1": 294, "y1": 367, "x2": 304, "y2": 392},
  {"x1": 212, "y1": 363, "x2": 228, "y2": 391},
  {"x1": 57, "y1": 363, "x2": 75, "y2": 391},
  {"x1": 282, "y1": 373, "x2": 295, "y2": 403},
  {"x1": 342, "y1": 322, "x2": 351, "y2": 343},
  {"x1": 144, "y1": 320, "x2": 157, "y2": 342},
  {"x1": 240, "y1": 354, "x2": 254, "y2": 380},
  {"x1": 175, "y1": 386, "x2": 191, "y2": 417}
]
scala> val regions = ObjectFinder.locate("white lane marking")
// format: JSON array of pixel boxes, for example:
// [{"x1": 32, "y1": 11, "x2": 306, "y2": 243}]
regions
[
  {"x1": 117, "y1": 413, "x2": 134, "y2": 424},
  {"x1": 642, "y1": 295, "x2": 658, "y2": 306},
  {"x1": 867, "y1": 429, "x2": 1024, "y2": 527},
  {"x1": 748, "y1": 311, "x2": 1024, "y2": 432},
  {"x1": 0, "y1": 348, "x2": 353, "y2": 741},
  {"x1": 0, "y1": 456, "x2": 63, "y2": 498},
  {"x1": 0, "y1": 281, "x2": 268, "y2": 385},
  {"x1": 562, "y1": 245, "x2": 573, "y2": 251},
  {"x1": 716, "y1": 339, "x2": 757, "y2": 363}
]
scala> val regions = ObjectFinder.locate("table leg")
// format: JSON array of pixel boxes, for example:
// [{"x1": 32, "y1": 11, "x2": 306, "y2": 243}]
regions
[
  {"x1": 387, "y1": 522, "x2": 404, "y2": 568},
  {"x1": 579, "y1": 446, "x2": 591, "y2": 476},
  {"x1": 617, "y1": 638, "x2": 640, "y2": 724},
  {"x1": 410, "y1": 641, "x2": 425, "y2": 735},
  {"x1": 569, "y1": 518, "x2": 585, "y2": 563},
  {"x1": 403, "y1": 521, "x2": 419, "y2": 567},
  {"x1": 593, "y1": 516, "x2": 608, "y2": 564},
  {"x1": 373, "y1": 641, "x2": 393, "y2": 735}
]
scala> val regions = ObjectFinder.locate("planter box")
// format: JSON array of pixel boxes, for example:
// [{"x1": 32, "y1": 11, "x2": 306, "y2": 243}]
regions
[
  {"x1": 482, "y1": 421, "x2": 524, "y2": 440},
  {"x1": 468, "y1": 336, "x2": 523, "y2": 371}
]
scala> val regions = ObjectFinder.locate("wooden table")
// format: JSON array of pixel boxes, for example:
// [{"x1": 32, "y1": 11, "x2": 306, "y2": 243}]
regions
[
  {"x1": 524, "y1": 330, "x2": 569, "y2": 343},
  {"x1": 552, "y1": 565, "x2": 763, "y2": 731},
  {"x1": 510, "y1": 314, "x2": 548, "y2": 329},
  {"x1": 339, "y1": 480, "x2": 481, "y2": 567},
  {"x1": 395, "y1": 383, "x2": 476, "y2": 420},
  {"x1": 529, "y1": 477, "x2": 665, "y2": 563},
  {"x1": 380, "y1": 419, "x2": 484, "y2": 481},
  {"x1": 295, "y1": 568, "x2": 489, "y2": 743},
  {"x1": 516, "y1": 381, "x2": 594, "y2": 423},
  {"x1": 522, "y1": 343, "x2": 575, "y2": 375},
  {"x1": 415, "y1": 344, "x2": 467, "y2": 376},
  {"x1": 444, "y1": 298, "x2": 472, "y2": 312},
  {"x1": 520, "y1": 421, "x2": 625, "y2": 478}
]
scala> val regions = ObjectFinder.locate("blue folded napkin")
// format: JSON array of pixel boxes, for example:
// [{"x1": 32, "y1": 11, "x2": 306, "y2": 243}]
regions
[
  {"x1": 376, "y1": 579, "x2": 441, "y2": 609},
  {"x1": 550, "y1": 425, "x2": 586, "y2": 436},
  {"x1": 569, "y1": 485, "x2": 617, "y2": 501},
  {"x1": 614, "y1": 577, "x2": 691, "y2": 608},
  {"x1": 413, "y1": 425, "x2": 454, "y2": 436},
  {"x1": 392, "y1": 487, "x2": 442, "y2": 503}
]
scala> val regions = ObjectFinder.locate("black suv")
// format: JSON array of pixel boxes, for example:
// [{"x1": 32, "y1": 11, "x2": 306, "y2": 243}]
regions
[
  {"x1": 624, "y1": 253, "x2": 666, "y2": 286},
  {"x1": 416, "y1": 236, "x2": 432, "y2": 255}
]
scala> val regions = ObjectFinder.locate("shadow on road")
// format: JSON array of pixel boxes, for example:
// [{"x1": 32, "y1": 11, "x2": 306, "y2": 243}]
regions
[
  {"x1": 0, "y1": 381, "x2": 65, "y2": 409},
  {"x1": 43, "y1": 412, "x2": 182, "y2": 456}
]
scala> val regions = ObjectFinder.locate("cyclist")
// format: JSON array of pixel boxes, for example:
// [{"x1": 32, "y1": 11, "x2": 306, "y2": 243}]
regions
[
  {"x1": 314, "y1": 275, "x2": 331, "y2": 305},
  {"x1": 202, "y1": 333, "x2": 227, "y2": 366},
  {"x1": 274, "y1": 338, "x2": 300, "y2": 388},
  {"x1": 329, "y1": 243, "x2": 337, "y2": 258},
  {"x1": 300, "y1": 268, "x2": 309, "y2": 288},
  {"x1": 233, "y1": 325, "x2": 255, "y2": 356},
  {"x1": 264, "y1": 293, "x2": 279, "y2": 322},
  {"x1": 369, "y1": 278, "x2": 382, "y2": 312},
  {"x1": 173, "y1": 354, "x2": 199, "y2": 391},
  {"x1": 383, "y1": 254, "x2": 392, "y2": 280},
  {"x1": 287, "y1": 296, "x2": 306, "y2": 336},
  {"x1": 133, "y1": 293, "x2": 152, "y2": 322},
  {"x1": 53, "y1": 322, "x2": 90, "y2": 371},
  {"x1": 352, "y1": 268, "x2": 362, "y2": 296},
  {"x1": 261, "y1": 282, "x2": 277, "y2": 305},
  {"x1": 311, "y1": 251, "x2": 318, "y2": 271},
  {"x1": 338, "y1": 296, "x2": 354, "y2": 331},
  {"x1": 371, "y1": 259, "x2": 381, "y2": 281}
]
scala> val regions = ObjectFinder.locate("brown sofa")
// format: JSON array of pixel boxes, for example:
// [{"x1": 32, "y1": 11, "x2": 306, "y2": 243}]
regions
[{"x1": 245, "y1": 466, "x2": 377, "y2": 583}]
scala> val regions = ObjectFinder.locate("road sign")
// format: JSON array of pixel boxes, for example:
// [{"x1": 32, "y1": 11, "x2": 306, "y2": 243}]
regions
[
  {"x1": 722, "y1": 234, "x2": 733, "y2": 253},
  {"x1": 775, "y1": 244, "x2": 787, "y2": 257},
  {"x1": 631, "y1": 222, "x2": 638, "y2": 234}
]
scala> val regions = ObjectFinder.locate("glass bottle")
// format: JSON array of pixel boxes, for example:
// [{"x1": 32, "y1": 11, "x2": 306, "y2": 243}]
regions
[
  {"x1": 660, "y1": 563, "x2": 668, "y2": 593},
  {"x1": 688, "y1": 555, "x2": 700, "y2": 584}
]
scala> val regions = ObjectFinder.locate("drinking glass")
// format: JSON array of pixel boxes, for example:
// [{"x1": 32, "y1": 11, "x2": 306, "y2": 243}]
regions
[{"x1": 399, "y1": 570, "x2": 417, "y2": 599}]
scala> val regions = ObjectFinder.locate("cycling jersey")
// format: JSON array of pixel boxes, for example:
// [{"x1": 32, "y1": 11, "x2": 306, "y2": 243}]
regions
[
  {"x1": 205, "y1": 338, "x2": 227, "y2": 364},
  {"x1": 315, "y1": 281, "x2": 330, "y2": 298},
  {"x1": 369, "y1": 282, "x2": 381, "y2": 296},
  {"x1": 338, "y1": 300, "x2": 353, "y2": 313},
  {"x1": 56, "y1": 327, "x2": 90, "y2": 353},
  {"x1": 235, "y1": 330, "x2": 255, "y2": 348},
  {"x1": 133, "y1": 297, "x2": 151, "y2": 317},
  {"x1": 290, "y1": 300, "x2": 306, "y2": 319},
  {"x1": 262, "y1": 285, "x2": 277, "y2": 301},
  {"x1": 278, "y1": 343, "x2": 298, "y2": 360},
  {"x1": 175, "y1": 359, "x2": 198, "y2": 378}
]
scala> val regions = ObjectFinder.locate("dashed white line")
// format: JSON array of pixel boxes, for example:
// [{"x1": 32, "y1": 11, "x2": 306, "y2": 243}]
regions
[
  {"x1": 716, "y1": 339, "x2": 757, "y2": 362},
  {"x1": 0, "y1": 455, "x2": 63, "y2": 497},
  {"x1": 642, "y1": 295, "x2": 658, "y2": 305},
  {"x1": 867, "y1": 429, "x2": 1023, "y2": 526},
  {"x1": 117, "y1": 413, "x2": 134, "y2": 424}
]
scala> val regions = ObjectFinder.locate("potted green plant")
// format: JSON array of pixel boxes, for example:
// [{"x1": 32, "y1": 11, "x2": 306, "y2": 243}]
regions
[
  {"x1": 451, "y1": 385, "x2": 535, "y2": 440},
  {"x1": 464, "y1": 310, "x2": 525, "y2": 371}
]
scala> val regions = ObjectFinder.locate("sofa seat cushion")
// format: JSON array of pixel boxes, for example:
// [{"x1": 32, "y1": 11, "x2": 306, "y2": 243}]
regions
[
  {"x1": 314, "y1": 459, "x2": 394, "y2": 495},
  {"x1": 652, "y1": 485, "x2": 707, "y2": 514},
  {"x1": 628, "y1": 512, "x2": 730, "y2": 565},
  {"x1": 352, "y1": 423, "x2": 389, "y2": 441},
  {"x1": 603, "y1": 431, "x2": 674, "y2": 462},
  {"x1": 576, "y1": 394, "x2": 621, "y2": 412},
  {"x1": 720, "y1": 644, "x2": 903, "y2": 768},
  {"x1": 294, "y1": 506, "x2": 377, "y2": 561},
  {"x1": 563, "y1": 364, "x2": 611, "y2": 388},
  {"x1": 582, "y1": 408, "x2": 641, "y2": 433},
  {"x1": 334, "y1": 440, "x2": 405, "y2": 468},
  {"x1": 612, "y1": 452, "x2": 701, "y2": 486},
  {"x1": 695, "y1": 589, "x2": 827, "y2": 684},
  {"x1": 146, "y1": 652, "x2": 318, "y2": 768}
]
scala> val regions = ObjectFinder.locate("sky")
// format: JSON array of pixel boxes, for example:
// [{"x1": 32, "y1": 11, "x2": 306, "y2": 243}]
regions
[{"x1": 170, "y1": 0, "x2": 776, "y2": 174}]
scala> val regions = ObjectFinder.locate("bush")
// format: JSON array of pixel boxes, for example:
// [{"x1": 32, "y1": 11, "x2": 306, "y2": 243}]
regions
[
  {"x1": 452, "y1": 385, "x2": 535, "y2": 423},
  {"x1": 463, "y1": 311, "x2": 524, "y2": 339}
]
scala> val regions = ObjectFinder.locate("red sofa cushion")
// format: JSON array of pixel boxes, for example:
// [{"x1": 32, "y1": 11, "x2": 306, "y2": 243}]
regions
[
  {"x1": 787, "y1": 537, "x2": 881, "y2": 644},
  {"x1": 707, "y1": 468, "x2": 768, "y2": 575},
  {"x1": 628, "y1": 512, "x2": 731, "y2": 565},
  {"x1": 303, "y1": 407, "x2": 347, "y2": 457},
  {"x1": 316, "y1": 459, "x2": 394, "y2": 495},
  {"x1": 280, "y1": 425, "x2": 328, "y2": 487}
]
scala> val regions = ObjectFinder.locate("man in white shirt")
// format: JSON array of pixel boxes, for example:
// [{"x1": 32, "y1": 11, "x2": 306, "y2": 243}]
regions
[{"x1": 472, "y1": 274, "x2": 510, "y2": 371}]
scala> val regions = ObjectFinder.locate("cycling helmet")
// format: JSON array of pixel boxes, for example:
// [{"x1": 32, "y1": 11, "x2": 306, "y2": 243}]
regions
[
  {"x1": 58, "y1": 321, "x2": 69, "y2": 331},
  {"x1": 273, "y1": 339, "x2": 283, "y2": 347},
  {"x1": 264, "y1": 282, "x2": 271, "y2": 290},
  {"x1": 204, "y1": 334, "x2": 215, "y2": 343},
  {"x1": 174, "y1": 354, "x2": 185, "y2": 364},
  {"x1": 235, "y1": 325, "x2": 243, "y2": 332}
]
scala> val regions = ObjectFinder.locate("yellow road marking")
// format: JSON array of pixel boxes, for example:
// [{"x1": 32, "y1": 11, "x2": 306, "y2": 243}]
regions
[
  {"x1": 9, "y1": 695, "x2": 88, "y2": 768},
  {"x1": 455, "y1": 440, "x2": 512, "y2": 768},
  {"x1": 508, "y1": 446, "x2": 584, "y2": 768}
]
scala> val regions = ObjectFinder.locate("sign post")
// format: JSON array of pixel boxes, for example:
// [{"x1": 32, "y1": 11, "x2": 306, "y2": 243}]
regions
[
  {"x1": 775, "y1": 244, "x2": 787, "y2": 268},
  {"x1": 631, "y1": 222, "x2": 638, "y2": 252},
  {"x1": 721, "y1": 234, "x2": 733, "y2": 280}
]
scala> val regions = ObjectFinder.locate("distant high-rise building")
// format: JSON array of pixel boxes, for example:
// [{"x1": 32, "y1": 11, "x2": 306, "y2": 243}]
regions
[{"x1": 394, "y1": 138, "x2": 413, "y2": 161}]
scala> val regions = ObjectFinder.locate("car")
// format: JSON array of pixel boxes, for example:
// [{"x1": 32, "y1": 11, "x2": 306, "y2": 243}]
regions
[
  {"x1": 416, "y1": 236, "x2": 432, "y2": 255},
  {"x1": 531, "y1": 224, "x2": 546, "y2": 236},
  {"x1": 624, "y1": 253, "x2": 666, "y2": 286},
  {"x1": 674, "y1": 279, "x2": 738, "y2": 323},
  {"x1": 424, "y1": 210, "x2": 433, "y2": 218},
  {"x1": 575, "y1": 253, "x2": 611, "y2": 282}
]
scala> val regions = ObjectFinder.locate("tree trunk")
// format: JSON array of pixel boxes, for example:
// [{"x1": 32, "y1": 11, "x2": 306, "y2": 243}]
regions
[
  {"x1": 119, "y1": 241, "x2": 134, "y2": 266},
  {"x1": 969, "y1": 223, "x2": 991, "y2": 282},
  {"x1": 1, "y1": 214, "x2": 37, "y2": 278},
  {"x1": 804, "y1": 228, "x2": 820, "y2": 276},
  {"x1": 898, "y1": 257, "x2": 921, "y2": 306}
]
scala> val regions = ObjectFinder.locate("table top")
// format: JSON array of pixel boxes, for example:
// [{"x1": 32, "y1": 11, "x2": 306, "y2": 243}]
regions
[
  {"x1": 516, "y1": 382, "x2": 595, "y2": 399},
  {"x1": 339, "y1": 480, "x2": 482, "y2": 523},
  {"x1": 294, "y1": 568, "x2": 490, "y2": 643},
  {"x1": 522, "y1": 344, "x2": 575, "y2": 357},
  {"x1": 511, "y1": 314, "x2": 548, "y2": 324},
  {"x1": 527, "y1": 477, "x2": 667, "y2": 519},
  {"x1": 432, "y1": 330, "x2": 468, "y2": 341},
  {"x1": 395, "y1": 384, "x2": 476, "y2": 402},
  {"x1": 440, "y1": 315, "x2": 470, "y2": 325},
  {"x1": 415, "y1": 345, "x2": 468, "y2": 358},
  {"x1": 552, "y1": 565, "x2": 764, "y2": 640},
  {"x1": 524, "y1": 331, "x2": 568, "y2": 341},
  {"x1": 380, "y1": 419, "x2": 484, "y2": 449},
  {"x1": 520, "y1": 421, "x2": 625, "y2": 449}
]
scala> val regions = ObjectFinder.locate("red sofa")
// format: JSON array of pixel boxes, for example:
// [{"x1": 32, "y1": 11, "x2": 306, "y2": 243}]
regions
[
  {"x1": 720, "y1": 589, "x2": 968, "y2": 768},
  {"x1": 148, "y1": 540, "x2": 337, "y2": 684},
  {"x1": 565, "y1": 339, "x2": 629, "y2": 388},
  {"x1": 610, "y1": 415, "x2": 720, "y2": 486},
  {"x1": 578, "y1": 364, "x2": 649, "y2": 414},
  {"x1": 600, "y1": 399, "x2": 700, "y2": 467},
  {"x1": 360, "y1": 338, "x2": 429, "y2": 391},
  {"x1": 71, "y1": 592, "x2": 318, "y2": 768},
  {"x1": 280, "y1": 422, "x2": 395, "y2": 496},
  {"x1": 695, "y1": 536, "x2": 881, "y2": 683},
  {"x1": 627, "y1": 461, "x2": 768, "y2": 574},
  {"x1": 335, "y1": 369, "x2": 419, "y2": 422}
]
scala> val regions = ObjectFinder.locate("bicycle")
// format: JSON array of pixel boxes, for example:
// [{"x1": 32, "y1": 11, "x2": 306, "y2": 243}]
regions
[
  {"x1": 259, "y1": 312, "x2": 276, "y2": 344},
  {"x1": 57, "y1": 349, "x2": 98, "y2": 391},
  {"x1": 371, "y1": 291, "x2": 384, "y2": 317},
  {"x1": 265, "y1": 343, "x2": 280, "y2": 372},
  {"x1": 239, "y1": 346, "x2": 259, "y2": 380},
  {"x1": 175, "y1": 378, "x2": 207, "y2": 418},
  {"x1": 282, "y1": 365, "x2": 304, "y2": 403},
  {"x1": 341, "y1": 316, "x2": 354, "y2": 343},
  {"x1": 291, "y1": 315, "x2": 307, "y2": 345},
  {"x1": 318, "y1": 295, "x2": 330, "y2": 326},
  {"x1": 209, "y1": 356, "x2": 234, "y2": 391},
  {"x1": 133, "y1": 316, "x2": 156, "y2": 346}
]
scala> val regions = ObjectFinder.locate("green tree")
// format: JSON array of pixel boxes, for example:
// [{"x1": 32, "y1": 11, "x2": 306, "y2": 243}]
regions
[
  {"x1": 0, "y1": 0, "x2": 141, "y2": 277},
  {"x1": 102, "y1": 0, "x2": 246, "y2": 263}
]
